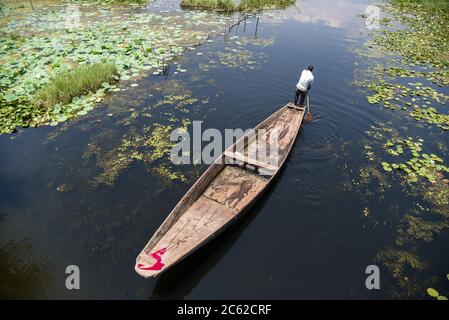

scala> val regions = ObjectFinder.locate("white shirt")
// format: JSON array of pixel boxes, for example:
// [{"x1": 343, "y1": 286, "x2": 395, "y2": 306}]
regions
[{"x1": 296, "y1": 70, "x2": 314, "y2": 92}]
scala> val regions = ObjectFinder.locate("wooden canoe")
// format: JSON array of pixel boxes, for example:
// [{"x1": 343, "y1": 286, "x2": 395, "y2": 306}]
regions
[{"x1": 135, "y1": 103, "x2": 305, "y2": 278}]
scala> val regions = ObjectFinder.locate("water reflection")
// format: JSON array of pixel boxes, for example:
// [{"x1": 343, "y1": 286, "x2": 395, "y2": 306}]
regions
[{"x1": 259, "y1": 0, "x2": 368, "y2": 29}]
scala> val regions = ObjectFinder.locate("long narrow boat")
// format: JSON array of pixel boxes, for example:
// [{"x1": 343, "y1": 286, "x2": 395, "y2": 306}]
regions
[{"x1": 135, "y1": 103, "x2": 305, "y2": 278}]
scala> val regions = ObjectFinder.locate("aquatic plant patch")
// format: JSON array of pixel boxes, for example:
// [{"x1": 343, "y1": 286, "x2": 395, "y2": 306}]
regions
[
  {"x1": 351, "y1": 0, "x2": 449, "y2": 298},
  {"x1": 376, "y1": 247, "x2": 428, "y2": 281},
  {"x1": 198, "y1": 35, "x2": 273, "y2": 72},
  {"x1": 358, "y1": 81, "x2": 449, "y2": 106},
  {"x1": 356, "y1": 78, "x2": 449, "y2": 130},
  {"x1": 82, "y1": 79, "x2": 209, "y2": 187},
  {"x1": 381, "y1": 137, "x2": 449, "y2": 183},
  {"x1": 375, "y1": 247, "x2": 429, "y2": 297},
  {"x1": 345, "y1": 122, "x2": 449, "y2": 297},
  {"x1": 372, "y1": 2, "x2": 449, "y2": 68},
  {"x1": 410, "y1": 106, "x2": 449, "y2": 131},
  {"x1": 362, "y1": 125, "x2": 449, "y2": 214},
  {"x1": 86, "y1": 123, "x2": 189, "y2": 187},
  {"x1": 356, "y1": 0, "x2": 449, "y2": 134},
  {"x1": 395, "y1": 214, "x2": 448, "y2": 246},
  {"x1": 352, "y1": 126, "x2": 449, "y2": 206},
  {"x1": 0, "y1": 3, "x2": 228, "y2": 133},
  {"x1": 384, "y1": 66, "x2": 449, "y2": 87}
]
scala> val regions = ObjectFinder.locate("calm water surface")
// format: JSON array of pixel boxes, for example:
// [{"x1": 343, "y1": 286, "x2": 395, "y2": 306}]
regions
[{"x1": 1, "y1": 0, "x2": 448, "y2": 299}]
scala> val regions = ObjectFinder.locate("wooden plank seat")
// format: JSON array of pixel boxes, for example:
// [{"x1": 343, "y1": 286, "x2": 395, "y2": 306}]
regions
[
  {"x1": 287, "y1": 103, "x2": 306, "y2": 111},
  {"x1": 223, "y1": 150, "x2": 279, "y2": 174}
]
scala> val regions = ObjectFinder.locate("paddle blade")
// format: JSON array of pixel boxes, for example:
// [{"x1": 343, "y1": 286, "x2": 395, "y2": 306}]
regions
[{"x1": 304, "y1": 112, "x2": 314, "y2": 122}]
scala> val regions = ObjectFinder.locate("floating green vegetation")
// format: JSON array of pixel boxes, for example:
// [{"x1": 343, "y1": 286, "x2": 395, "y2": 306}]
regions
[
  {"x1": 362, "y1": 124, "x2": 449, "y2": 190},
  {"x1": 198, "y1": 35, "x2": 271, "y2": 72},
  {"x1": 348, "y1": 165, "x2": 390, "y2": 198},
  {"x1": 376, "y1": 247, "x2": 428, "y2": 279},
  {"x1": 144, "y1": 123, "x2": 177, "y2": 162},
  {"x1": 181, "y1": 0, "x2": 294, "y2": 11},
  {"x1": 356, "y1": 0, "x2": 449, "y2": 132},
  {"x1": 353, "y1": 0, "x2": 449, "y2": 297},
  {"x1": 218, "y1": 47, "x2": 259, "y2": 70},
  {"x1": 410, "y1": 106, "x2": 449, "y2": 131},
  {"x1": 358, "y1": 80, "x2": 449, "y2": 106},
  {"x1": 0, "y1": 3, "x2": 227, "y2": 133},
  {"x1": 373, "y1": 2, "x2": 449, "y2": 68},
  {"x1": 86, "y1": 130, "x2": 139, "y2": 187},
  {"x1": 150, "y1": 79, "x2": 208, "y2": 119},
  {"x1": 0, "y1": 78, "x2": 116, "y2": 132},
  {"x1": 380, "y1": 137, "x2": 449, "y2": 183},
  {"x1": 82, "y1": 80, "x2": 206, "y2": 187},
  {"x1": 86, "y1": 124, "x2": 189, "y2": 187},
  {"x1": 424, "y1": 179, "x2": 449, "y2": 207},
  {"x1": 154, "y1": 94, "x2": 199, "y2": 109},
  {"x1": 380, "y1": 66, "x2": 449, "y2": 87},
  {"x1": 397, "y1": 0, "x2": 449, "y2": 10},
  {"x1": 427, "y1": 274, "x2": 449, "y2": 300},
  {"x1": 395, "y1": 215, "x2": 448, "y2": 245},
  {"x1": 375, "y1": 247, "x2": 429, "y2": 296},
  {"x1": 372, "y1": 28, "x2": 449, "y2": 68},
  {"x1": 348, "y1": 123, "x2": 449, "y2": 297},
  {"x1": 357, "y1": 78, "x2": 449, "y2": 130},
  {"x1": 363, "y1": 127, "x2": 449, "y2": 213},
  {"x1": 35, "y1": 62, "x2": 118, "y2": 109}
]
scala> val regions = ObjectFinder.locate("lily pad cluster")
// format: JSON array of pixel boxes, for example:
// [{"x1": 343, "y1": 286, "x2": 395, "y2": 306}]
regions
[
  {"x1": 410, "y1": 106, "x2": 449, "y2": 131},
  {"x1": 353, "y1": 2, "x2": 449, "y2": 288},
  {"x1": 359, "y1": 80, "x2": 449, "y2": 107},
  {"x1": 374, "y1": 2, "x2": 449, "y2": 68},
  {"x1": 357, "y1": 78, "x2": 449, "y2": 131},
  {"x1": 0, "y1": 2, "x2": 229, "y2": 133},
  {"x1": 381, "y1": 137, "x2": 449, "y2": 183},
  {"x1": 381, "y1": 66, "x2": 449, "y2": 87},
  {"x1": 349, "y1": 119, "x2": 449, "y2": 298},
  {"x1": 356, "y1": 1, "x2": 449, "y2": 132},
  {"x1": 198, "y1": 34, "x2": 273, "y2": 72}
]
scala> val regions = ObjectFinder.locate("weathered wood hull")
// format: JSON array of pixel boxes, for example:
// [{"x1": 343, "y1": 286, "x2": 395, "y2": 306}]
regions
[{"x1": 135, "y1": 103, "x2": 305, "y2": 278}]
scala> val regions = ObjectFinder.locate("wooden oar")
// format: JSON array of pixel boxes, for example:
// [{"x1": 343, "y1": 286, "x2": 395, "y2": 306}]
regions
[{"x1": 304, "y1": 95, "x2": 314, "y2": 122}]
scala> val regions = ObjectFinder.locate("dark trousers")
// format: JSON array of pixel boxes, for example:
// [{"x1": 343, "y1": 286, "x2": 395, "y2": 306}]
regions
[{"x1": 294, "y1": 88, "x2": 307, "y2": 106}]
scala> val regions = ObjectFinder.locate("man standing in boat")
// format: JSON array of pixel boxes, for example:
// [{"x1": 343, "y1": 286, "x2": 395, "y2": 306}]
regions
[{"x1": 294, "y1": 65, "x2": 314, "y2": 107}]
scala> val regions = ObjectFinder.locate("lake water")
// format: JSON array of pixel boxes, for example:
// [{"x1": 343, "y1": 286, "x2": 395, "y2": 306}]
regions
[{"x1": 1, "y1": 0, "x2": 448, "y2": 299}]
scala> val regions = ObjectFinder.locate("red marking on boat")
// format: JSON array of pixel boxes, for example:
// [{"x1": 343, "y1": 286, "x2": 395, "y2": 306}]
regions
[{"x1": 137, "y1": 248, "x2": 167, "y2": 271}]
